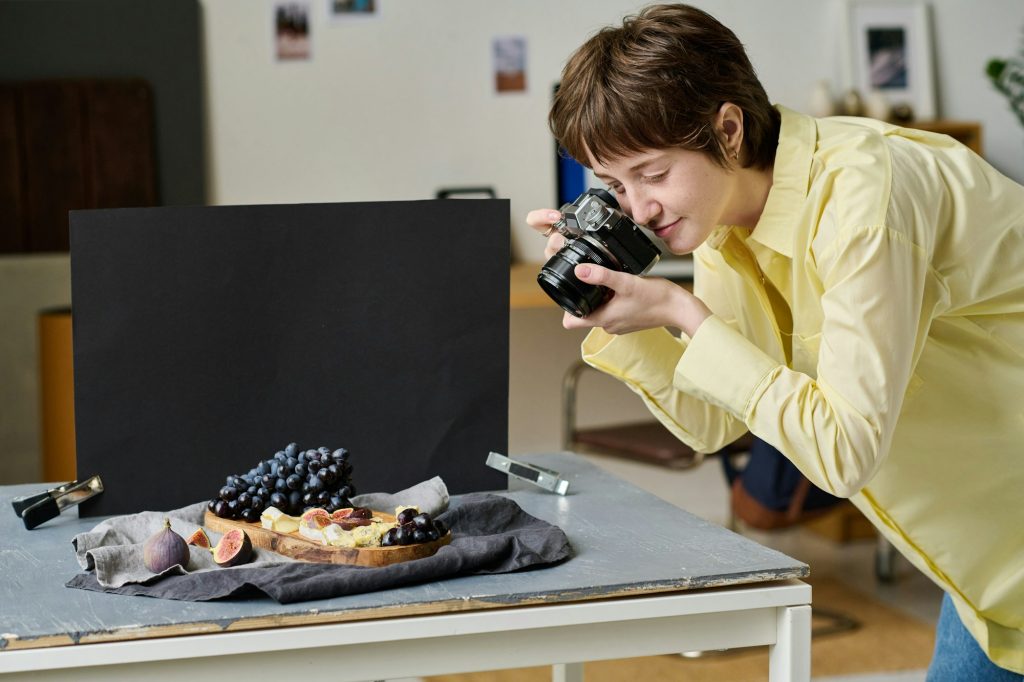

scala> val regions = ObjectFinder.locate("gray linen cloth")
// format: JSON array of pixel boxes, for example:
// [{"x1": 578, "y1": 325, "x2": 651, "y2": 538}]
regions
[
  {"x1": 72, "y1": 477, "x2": 450, "y2": 588},
  {"x1": 68, "y1": 479, "x2": 572, "y2": 603}
]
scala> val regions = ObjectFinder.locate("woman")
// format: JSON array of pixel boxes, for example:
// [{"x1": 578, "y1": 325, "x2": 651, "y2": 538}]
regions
[{"x1": 528, "y1": 4, "x2": 1024, "y2": 679}]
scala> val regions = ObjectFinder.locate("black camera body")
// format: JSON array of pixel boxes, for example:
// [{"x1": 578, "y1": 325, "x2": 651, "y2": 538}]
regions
[{"x1": 537, "y1": 188, "x2": 661, "y2": 317}]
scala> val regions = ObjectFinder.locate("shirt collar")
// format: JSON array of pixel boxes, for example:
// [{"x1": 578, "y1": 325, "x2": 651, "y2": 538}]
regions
[{"x1": 743, "y1": 105, "x2": 816, "y2": 258}]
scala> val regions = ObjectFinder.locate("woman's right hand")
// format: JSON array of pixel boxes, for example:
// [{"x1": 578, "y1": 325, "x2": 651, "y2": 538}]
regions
[{"x1": 525, "y1": 209, "x2": 565, "y2": 260}]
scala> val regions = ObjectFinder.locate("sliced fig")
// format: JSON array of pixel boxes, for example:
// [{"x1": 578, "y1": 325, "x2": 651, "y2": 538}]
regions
[
  {"x1": 337, "y1": 517, "x2": 373, "y2": 530},
  {"x1": 213, "y1": 528, "x2": 253, "y2": 567},
  {"x1": 144, "y1": 518, "x2": 190, "y2": 573},
  {"x1": 186, "y1": 527, "x2": 212, "y2": 550},
  {"x1": 348, "y1": 507, "x2": 372, "y2": 520},
  {"x1": 330, "y1": 507, "x2": 354, "y2": 522}
]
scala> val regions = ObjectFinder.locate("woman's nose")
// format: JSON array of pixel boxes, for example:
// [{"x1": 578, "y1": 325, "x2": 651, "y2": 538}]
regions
[{"x1": 628, "y1": 195, "x2": 659, "y2": 227}]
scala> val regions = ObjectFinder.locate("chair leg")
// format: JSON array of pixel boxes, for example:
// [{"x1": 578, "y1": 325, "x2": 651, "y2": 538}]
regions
[{"x1": 875, "y1": 534, "x2": 898, "y2": 583}]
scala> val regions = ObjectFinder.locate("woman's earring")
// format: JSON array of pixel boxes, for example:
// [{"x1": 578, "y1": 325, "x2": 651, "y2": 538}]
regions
[{"x1": 732, "y1": 150, "x2": 740, "y2": 161}]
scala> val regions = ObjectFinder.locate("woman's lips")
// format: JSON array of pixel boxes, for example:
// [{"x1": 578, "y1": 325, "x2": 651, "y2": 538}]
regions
[{"x1": 653, "y1": 218, "x2": 680, "y2": 239}]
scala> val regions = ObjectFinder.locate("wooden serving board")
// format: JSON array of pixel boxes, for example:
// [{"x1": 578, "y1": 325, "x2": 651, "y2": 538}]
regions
[{"x1": 203, "y1": 510, "x2": 451, "y2": 567}]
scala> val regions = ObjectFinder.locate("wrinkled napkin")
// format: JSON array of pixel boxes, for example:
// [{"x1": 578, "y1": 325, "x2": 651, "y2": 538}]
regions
[{"x1": 66, "y1": 478, "x2": 572, "y2": 603}]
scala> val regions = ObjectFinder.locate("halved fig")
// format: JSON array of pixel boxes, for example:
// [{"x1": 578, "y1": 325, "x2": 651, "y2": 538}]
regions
[
  {"x1": 213, "y1": 528, "x2": 253, "y2": 567},
  {"x1": 330, "y1": 507, "x2": 354, "y2": 522}
]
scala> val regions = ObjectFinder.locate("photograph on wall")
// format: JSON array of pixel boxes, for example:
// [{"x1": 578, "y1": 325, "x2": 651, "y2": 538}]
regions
[
  {"x1": 274, "y1": 1, "x2": 312, "y2": 61},
  {"x1": 493, "y1": 36, "x2": 527, "y2": 94},
  {"x1": 843, "y1": 0, "x2": 935, "y2": 119},
  {"x1": 330, "y1": 0, "x2": 378, "y2": 20}
]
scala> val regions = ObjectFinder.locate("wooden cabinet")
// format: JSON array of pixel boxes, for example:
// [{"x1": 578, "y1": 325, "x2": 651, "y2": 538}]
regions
[
  {"x1": 0, "y1": 79, "x2": 158, "y2": 254},
  {"x1": 905, "y1": 120, "x2": 983, "y2": 155}
]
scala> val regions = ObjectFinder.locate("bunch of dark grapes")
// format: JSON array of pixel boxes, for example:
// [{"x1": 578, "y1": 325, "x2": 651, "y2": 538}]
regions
[
  {"x1": 207, "y1": 443, "x2": 356, "y2": 522},
  {"x1": 380, "y1": 508, "x2": 447, "y2": 547}
]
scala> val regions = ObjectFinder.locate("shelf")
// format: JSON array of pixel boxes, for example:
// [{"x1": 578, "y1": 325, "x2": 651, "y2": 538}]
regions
[{"x1": 511, "y1": 262, "x2": 555, "y2": 309}]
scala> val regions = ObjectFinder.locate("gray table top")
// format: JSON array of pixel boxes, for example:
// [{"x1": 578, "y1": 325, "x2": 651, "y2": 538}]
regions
[{"x1": 0, "y1": 452, "x2": 807, "y2": 651}]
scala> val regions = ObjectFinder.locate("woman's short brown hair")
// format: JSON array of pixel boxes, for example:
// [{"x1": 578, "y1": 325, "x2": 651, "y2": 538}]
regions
[{"x1": 550, "y1": 3, "x2": 779, "y2": 170}]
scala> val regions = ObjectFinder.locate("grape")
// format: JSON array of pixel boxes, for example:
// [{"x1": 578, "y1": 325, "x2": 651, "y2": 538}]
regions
[
  {"x1": 381, "y1": 527, "x2": 398, "y2": 547},
  {"x1": 284, "y1": 442, "x2": 298, "y2": 458},
  {"x1": 294, "y1": 462, "x2": 306, "y2": 477},
  {"x1": 396, "y1": 509, "x2": 416, "y2": 526},
  {"x1": 411, "y1": 513, "x2": 432, "y2": 530},
  {"x1": 317, "y1": 467, "x2": 336, "y2": 485},
  {"x1": 207, "y1": 499, "x2": 218, "y2": 512},
  {"x1": 251, "y1": 495, "x2": 265, "y2": 510},
  {"x1": 394, "y1": 525, "x2": 412, "y2": 545},
  {"x1": 308, "y1": 460, "x2": 321, "y2": 474},
  {"x1": 237, "y1": 492, "x2": 252, "y2": 508},
  {"x1": 214, "y1": 499, "x2": 231, "y2": 518},
  {"x1": 412, "y1": 528, "x2": 428, "y2": 544},
  {"x1": 332, "y1": 448, "x2": 348, "y2": 461},
  {"x1": 426, "y1": 527, "x2": 440, "y2": 542},
  {"x1": 269, "y1": 491, "x2": 288, "y2": 509},
  {"x1": 274, "y1": 450, "x2": 287, "y2": 461},
  {"x1": 286, "y1": 474, "x2": 302, "y2": 490},
  {"x1": 220, "y1": 485, "x2": 238, "y2": 501},
  {"x1": 433, "y1": 519, "x2": 447, "y2": 536},
  {"x1": 240, "y1": 507, "x2": 259, "y2": 523},
  {"x1": 288, "y1": 490, "x2": 302, "y2": 512},
  {"x1": 274, "y1": 478, "x2": 288, "y2": 493}
]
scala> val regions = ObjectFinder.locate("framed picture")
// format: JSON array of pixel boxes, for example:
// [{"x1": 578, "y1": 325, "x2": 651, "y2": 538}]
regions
[{"x1": 843, "y1": 0, "x2": 936, "y2": 119}]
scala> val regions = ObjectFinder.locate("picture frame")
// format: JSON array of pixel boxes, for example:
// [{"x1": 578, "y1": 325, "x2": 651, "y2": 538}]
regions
[{"x1": 842, "y1": 0, "x2": 936, "y2": 120}]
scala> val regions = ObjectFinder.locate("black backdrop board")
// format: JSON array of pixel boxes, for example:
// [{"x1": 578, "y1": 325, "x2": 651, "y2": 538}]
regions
[{"x1": 70, "y1": 200, "x2": 509, "y2": 517}]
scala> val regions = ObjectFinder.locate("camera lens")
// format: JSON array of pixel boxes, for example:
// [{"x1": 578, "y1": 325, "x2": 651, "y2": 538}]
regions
[{"x1": 537, "y1": 237, "x2": 619, "y2": 317}]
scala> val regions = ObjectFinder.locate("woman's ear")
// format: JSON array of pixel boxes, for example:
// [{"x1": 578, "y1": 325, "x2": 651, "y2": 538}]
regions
[{"x1": 716, "y1": 102, "x2": 745, "y2": 160}]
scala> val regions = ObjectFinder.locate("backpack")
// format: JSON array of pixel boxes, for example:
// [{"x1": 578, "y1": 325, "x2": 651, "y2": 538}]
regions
[{"x1": 721, "y1": 437, "x2": 843, "y2": 530}]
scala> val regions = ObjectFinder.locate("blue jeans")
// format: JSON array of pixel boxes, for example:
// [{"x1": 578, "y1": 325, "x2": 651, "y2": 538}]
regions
[{"x1": 926, "y1": 593, "x2": 1023, "y2": 681}]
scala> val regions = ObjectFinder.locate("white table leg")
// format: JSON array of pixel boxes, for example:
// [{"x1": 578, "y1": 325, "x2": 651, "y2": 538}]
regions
[
  {"x1": 769, "y1": 604, "x2": 811, "y2": 682},
  {"x1": 552, "y1": 662, "x2": 584, "y2": 682}
]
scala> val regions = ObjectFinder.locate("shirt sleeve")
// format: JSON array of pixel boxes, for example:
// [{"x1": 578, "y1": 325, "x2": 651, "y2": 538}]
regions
[
  {"x1": 580, "y1": 247, "x2": 750, "y2": 454},
  {"x1": 677, "y1": 223, "x2": 935, "y2": 497}
]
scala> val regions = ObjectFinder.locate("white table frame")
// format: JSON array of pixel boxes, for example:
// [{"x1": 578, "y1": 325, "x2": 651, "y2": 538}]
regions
[{"x1": 0, "y1": 580, "x2": 810, "y2": 681}]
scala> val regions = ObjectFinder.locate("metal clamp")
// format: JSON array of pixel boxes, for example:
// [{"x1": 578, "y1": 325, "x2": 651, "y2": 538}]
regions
[
  {"x1": 11, "y1": 476, "x2": 104, "y2": 530},
  {"x1": 485, "y1": 452, "x2": 569, "y2": 495}
]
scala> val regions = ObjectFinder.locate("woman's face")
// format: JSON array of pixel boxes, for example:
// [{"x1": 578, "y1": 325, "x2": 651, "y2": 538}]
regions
[{"x1": 587, "y1": 146, "x2": 739, "y2": 255}]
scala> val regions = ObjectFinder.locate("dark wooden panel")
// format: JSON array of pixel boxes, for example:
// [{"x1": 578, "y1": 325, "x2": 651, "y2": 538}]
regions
[
  {"x1": 83, "y1": 79, "x2": 158, "y2": 209},
  {"x1": 0, "y1": 85, "x2": 26, "y2": 252},
  {"x1": 19, "y1": 81, "x2": 88, "y2": 252}
]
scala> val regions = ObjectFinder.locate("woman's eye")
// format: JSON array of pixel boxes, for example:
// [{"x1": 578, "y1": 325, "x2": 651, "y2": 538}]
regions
[{"x1": 641, "y1": 172, "x2": 667, "y2": 184}]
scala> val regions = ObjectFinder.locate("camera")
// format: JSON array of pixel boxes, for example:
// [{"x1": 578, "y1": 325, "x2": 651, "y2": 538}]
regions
[{"x1": 537, "y1": 188, "x2": 661, "y2": 317}]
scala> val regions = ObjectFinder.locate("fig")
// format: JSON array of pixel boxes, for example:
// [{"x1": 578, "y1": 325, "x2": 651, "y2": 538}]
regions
[
  {"x1": 330, "y1": 507, "x2": 354, "y2": 522},
  {"x1": 213, "y1": 528, "x2": 253, "y2": 567},
  {"x1": 186, "y1": 527, "x2": 212, "y2": 550},
  {"x1": 144, "y1": 518, "x2": 190, "y2": 573},
  {"x1": 348, "y1": 507, "x2": 372, "y2": 520},
  {"x1": 337, "y1": 517, "x2": 373, "y2": 530}
]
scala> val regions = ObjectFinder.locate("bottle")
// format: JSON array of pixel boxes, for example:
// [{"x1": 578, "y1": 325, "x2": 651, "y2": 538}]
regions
[
  {"x1": 865, "y1": 90, "x2": 892, "y2": 121},
  {"x1": 808, "y1": 80, "x2": 836, "y2": 117},
  {"x1": 841, "y1": 89, "x2": 864, "y2": 117}
]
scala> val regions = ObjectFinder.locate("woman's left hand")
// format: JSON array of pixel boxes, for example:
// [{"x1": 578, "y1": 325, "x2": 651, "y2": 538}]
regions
[{"x1": 563, "y1": 263, "x2": 712, "y2": 337}]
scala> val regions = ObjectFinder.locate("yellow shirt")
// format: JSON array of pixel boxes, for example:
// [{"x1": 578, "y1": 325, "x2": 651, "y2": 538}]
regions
[{"x1": 582, "y1": 106, "x2": 1024, "y2": 672}]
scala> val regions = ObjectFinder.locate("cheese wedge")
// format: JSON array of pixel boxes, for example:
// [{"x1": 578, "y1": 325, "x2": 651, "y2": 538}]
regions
[{"x1": 260, "y1": 506, "x2": 300, "y2": 533}]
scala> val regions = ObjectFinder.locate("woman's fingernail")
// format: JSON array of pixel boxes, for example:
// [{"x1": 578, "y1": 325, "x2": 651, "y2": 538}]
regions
[
  {"x1": 548, "y1": 211, "x2": 561, "y2": 220},
  {"x1": 577, "y1": 265, "x2": 591, "y2": 278}
]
